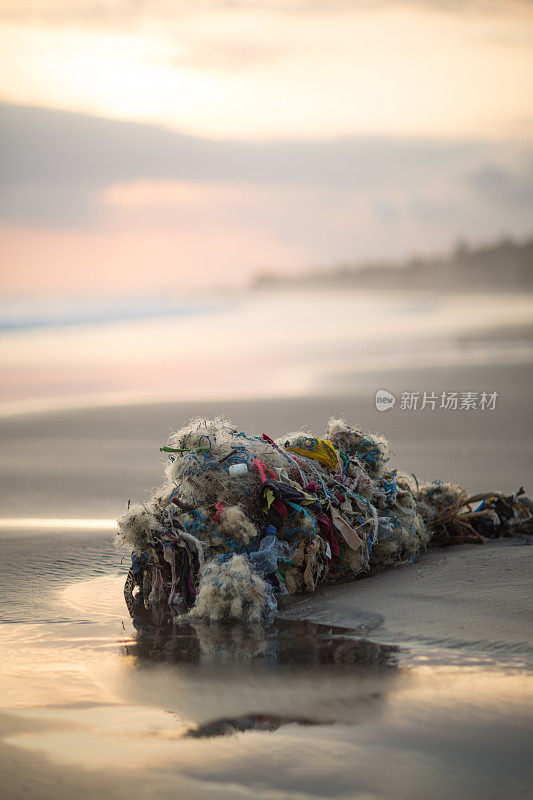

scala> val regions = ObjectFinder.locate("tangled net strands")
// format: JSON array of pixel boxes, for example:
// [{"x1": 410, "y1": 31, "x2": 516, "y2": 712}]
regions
[{"x1": 118, "y1": 416, "x2": 532, "y2": 625}]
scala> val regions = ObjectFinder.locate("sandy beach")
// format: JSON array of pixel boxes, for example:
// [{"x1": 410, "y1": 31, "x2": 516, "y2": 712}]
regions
[
  {"x1": 282, "y1": 539, "x2": 533, "y2": 652},
  {"x1": 1, "y1": 361, "x2": 532, "y2": 800}
]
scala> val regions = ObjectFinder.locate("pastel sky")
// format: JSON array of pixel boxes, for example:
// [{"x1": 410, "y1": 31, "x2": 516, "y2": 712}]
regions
[{"x1": 1, "y1": 0, "x2": 533, "y2": 293}]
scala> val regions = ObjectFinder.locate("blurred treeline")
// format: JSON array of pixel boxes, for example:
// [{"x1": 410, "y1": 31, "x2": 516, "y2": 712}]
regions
[{"x1": 253, "y1": 236, "x2": 533, "y2": 292}]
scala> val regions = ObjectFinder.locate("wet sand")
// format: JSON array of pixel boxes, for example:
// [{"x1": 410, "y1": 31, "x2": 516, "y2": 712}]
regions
[
  {"x1": 282, "y1": 539, "x2": 533, "y2": 653},
  {"x1": 1, "y1": 527, "x2": 532, "y2": 800}
]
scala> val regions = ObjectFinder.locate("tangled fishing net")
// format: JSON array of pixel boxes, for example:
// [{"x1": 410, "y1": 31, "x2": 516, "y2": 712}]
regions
[{"x1": 118, "y1": 416, "x2": 532, "y2": 625}]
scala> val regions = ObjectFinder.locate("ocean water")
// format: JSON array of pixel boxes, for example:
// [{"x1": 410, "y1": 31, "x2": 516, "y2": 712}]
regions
[
  {"x1": 1, "y1": 528, "x2": 531, "y2": 800},
  {"x1": 1, "y1": 288, "x2": 532, "y2": 413}
]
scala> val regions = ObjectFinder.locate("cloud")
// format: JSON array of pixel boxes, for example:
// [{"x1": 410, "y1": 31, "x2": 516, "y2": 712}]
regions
[
  {"x1": 2, "y1": 2, "x2": 532, "y2": 140},
  {"x1": 1, "y1": 0, "x2": 531, "y2": 28},
  {"x1": 1, "y1": 101, "x2": 532, "y2": 293},
  {"x1": 468, "y1": 163, "x2": 533, "y2": 205},
  {"x1": 3, "y1": 101, "x2": 532, "y2": 226}
]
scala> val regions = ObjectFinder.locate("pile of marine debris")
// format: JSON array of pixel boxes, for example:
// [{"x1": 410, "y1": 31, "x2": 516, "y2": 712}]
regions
[{"x1": 118, "y1": 417, "x2": 532, "y2": 624}]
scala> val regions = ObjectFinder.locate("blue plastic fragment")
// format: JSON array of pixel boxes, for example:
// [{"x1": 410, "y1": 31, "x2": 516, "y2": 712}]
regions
[{"x1": 249, "y1": 535, "x2": 292, "y2": 576}]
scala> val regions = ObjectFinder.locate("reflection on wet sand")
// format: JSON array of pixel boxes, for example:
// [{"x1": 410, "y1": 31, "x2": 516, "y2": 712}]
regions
[
  {"x1": 126, "y1": 617, "x2": 399, "y2": 666},
  {"x1": 119, "y1": 617, "x2": 401, "y2": 737},
  {"x1": 1, "y1": 568, "x2": 531, "y2": 800}
]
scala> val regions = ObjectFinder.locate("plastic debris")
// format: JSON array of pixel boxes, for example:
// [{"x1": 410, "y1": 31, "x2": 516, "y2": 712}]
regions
[{"x1": 119, "y1": 416, "x2": 532, "y2": 624}]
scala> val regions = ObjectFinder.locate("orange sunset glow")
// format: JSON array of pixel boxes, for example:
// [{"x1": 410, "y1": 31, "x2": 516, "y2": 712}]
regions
[{"x1": 1, "y1": 0, "x2": 533, "y2": 294}]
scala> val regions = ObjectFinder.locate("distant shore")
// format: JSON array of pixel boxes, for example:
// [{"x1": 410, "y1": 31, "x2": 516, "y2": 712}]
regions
[{"x1": 251, "y1": 235, "x2": 533, "y2": 292}]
